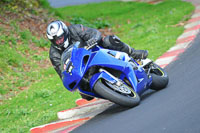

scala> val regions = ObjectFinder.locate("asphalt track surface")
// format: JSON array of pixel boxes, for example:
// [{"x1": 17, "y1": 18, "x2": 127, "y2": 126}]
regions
[{"x1": 72, "y1": 33, "x2": 200, "y2": 133}]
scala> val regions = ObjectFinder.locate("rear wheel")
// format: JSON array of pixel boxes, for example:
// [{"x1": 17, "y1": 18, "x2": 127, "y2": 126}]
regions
[
  {"x1": 149, "y1": 63, "x2": 169, "y2": 90},
  {"x1": 94, "y1": 79, "x2": 140, "y2": 108}
]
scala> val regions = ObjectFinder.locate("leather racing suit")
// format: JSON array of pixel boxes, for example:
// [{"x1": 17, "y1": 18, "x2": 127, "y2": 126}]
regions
[{"x1": 49, "y1": 24, "x2": 133, "y2": 79}]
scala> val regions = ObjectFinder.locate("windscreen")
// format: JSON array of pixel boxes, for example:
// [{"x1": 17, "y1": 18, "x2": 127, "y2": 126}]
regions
[{"x1": 61, "y1": 45, "x2": 73, "y2": 72}]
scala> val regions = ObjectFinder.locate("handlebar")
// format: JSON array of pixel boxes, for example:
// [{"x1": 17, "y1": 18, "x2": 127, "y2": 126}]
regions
[{"x1": 85, "y1": 42, "x2": 98, "y2": 50}]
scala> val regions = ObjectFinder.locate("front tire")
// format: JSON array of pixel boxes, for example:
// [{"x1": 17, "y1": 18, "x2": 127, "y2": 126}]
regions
[
  {"x1": 94, "y1": 79, "x2": 140, "y2": 108},
  {"x1": 150, "y1": 63, "x2": 169, "y2": 90}
]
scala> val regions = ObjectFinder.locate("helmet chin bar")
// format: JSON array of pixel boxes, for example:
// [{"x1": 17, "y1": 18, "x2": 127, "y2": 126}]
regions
[
  {"x1": 55, "y1": 35, "x2": 64, "y2": 45},
  {"x1": 47, "y1": 33, "x2": 53, "y2": 39},
  {"x1": 63, "y1": 38, "x2": 69, "y2": 48},
  {"x1": 53, "y1": 37, "x2": 69, "y2": 49}
]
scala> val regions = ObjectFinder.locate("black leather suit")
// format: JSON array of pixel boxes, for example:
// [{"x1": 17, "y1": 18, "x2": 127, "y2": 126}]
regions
[{"x1": 49, "y1": 24, "x2": 132, "y2": 79}]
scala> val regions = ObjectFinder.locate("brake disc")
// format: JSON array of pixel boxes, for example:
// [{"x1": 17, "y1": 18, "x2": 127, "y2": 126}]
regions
[{"x1": 105, "y1": 81, "x2": 132, "y2": 95}]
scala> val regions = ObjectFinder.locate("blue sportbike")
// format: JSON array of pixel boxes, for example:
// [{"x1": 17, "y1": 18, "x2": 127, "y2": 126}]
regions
[{"x1": 61, "y1": 42, "x2": 169, "y2": 107}]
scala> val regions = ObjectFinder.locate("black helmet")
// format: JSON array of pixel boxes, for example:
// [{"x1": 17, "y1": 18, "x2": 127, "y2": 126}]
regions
[{"x1": 46, "y1": 20, "x2": 69, "y2": 48}]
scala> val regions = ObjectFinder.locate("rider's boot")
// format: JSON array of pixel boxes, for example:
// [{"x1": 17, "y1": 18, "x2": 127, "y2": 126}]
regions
[{"x1": 129, "y1": 48, "x2": 148, "y2": 60}]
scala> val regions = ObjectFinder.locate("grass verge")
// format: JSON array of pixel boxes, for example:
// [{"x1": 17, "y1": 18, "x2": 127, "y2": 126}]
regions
[{"x1": 56, "y1": 0, "x2": 194, "y2": 60}]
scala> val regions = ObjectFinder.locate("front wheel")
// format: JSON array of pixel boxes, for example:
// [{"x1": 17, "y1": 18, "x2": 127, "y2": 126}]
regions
[
  {"x1": 94, "y1": 79, "x2": 140, "y2": 108},
  {"x1": 150, "y1": 63, "x2": 169, "y2": 90}
]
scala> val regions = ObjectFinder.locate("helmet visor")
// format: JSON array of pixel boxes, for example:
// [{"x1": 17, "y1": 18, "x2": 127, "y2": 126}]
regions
[{"x1": 55, "y1": 34, "x2": 64, "y2": 45}]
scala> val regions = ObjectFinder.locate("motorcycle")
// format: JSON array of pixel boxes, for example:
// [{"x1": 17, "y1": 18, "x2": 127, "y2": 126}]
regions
[{"x1": 61, "y1": 42, "x2": 169, "y2": 107}]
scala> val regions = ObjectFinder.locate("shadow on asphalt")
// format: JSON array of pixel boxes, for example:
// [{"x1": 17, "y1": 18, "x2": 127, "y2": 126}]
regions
[
  {"x1": 140, "y1": 89, "x2": 156, "y2": 101},
  {"x1": 96, "y1": 89, "x2": 157, "y2": 116},
  {"x1": 101, "y1": 104, "x2": 130, "y2": 115}
]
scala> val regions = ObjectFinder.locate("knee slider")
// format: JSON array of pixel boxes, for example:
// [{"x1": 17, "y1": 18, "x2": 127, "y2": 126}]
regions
[{"x1": 102, "y1": 35, "x2": 123, "y2": 48}]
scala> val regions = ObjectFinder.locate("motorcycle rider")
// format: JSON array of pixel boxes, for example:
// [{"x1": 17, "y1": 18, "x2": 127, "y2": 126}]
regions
[{"x1": 46, "y1": 20, "x2": 148, "y2": 101}]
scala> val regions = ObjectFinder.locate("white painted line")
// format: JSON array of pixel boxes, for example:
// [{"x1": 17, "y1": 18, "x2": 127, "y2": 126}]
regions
[
  {"x1": 155, "y1": 56, "x2": 176, "y2": 66},
  {"x1": 196, "y1": 5, "x2": 200, "y2": 10},
  {"x1": 177, "y1": 29, "x2": 199, "y2": 40},
  {"x1": 30, "y1": 117, "x2": 92, "y2": 133},
  {"x1": 191, "y1": 13, "x2": 200, "y2": 18},
  {"x1": 57, "y1": 100, "x2": 113, "y2": 120},
  {"x1": 167, "y1": 42, "x2": 191, "y2": 52},
  {"x1": 184, "y1": 21, "x2": 200, "y2": 29}
]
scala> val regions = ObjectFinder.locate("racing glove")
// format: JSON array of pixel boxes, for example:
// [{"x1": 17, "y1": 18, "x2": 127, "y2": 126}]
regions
[{"x1": 86, "y1": 38, "x2": 98, "y2": 47}]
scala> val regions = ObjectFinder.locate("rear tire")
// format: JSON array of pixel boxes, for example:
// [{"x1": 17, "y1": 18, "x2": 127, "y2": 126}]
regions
[
  {"x1": 150, "y1": 63, "x2": 169, "y2": 90},
  {"x1": 94, "y1": 80, "x2": 140, "y2": 108}
]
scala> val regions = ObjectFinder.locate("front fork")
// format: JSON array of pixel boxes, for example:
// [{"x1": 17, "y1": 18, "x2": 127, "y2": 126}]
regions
[
  {"x1": 99, "y1": 68, "x2": 123, "y2": 86},
  {"x1": 137, "y1": 58, "x2": 153, "y2": 78}
]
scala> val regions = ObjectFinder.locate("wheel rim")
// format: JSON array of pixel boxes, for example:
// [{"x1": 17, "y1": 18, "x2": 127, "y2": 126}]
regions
[
  {"x1": 104, "y1": 80, "x2": 137, "y2": 98},
  {"x1": 151, "y1": 64, "x2": 164, "y2": 76}
]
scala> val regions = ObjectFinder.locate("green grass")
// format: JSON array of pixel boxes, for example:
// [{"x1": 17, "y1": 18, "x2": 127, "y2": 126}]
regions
[
  {"x1": 0, "y1": 68, "x2": 80, "y2": 132},
  {"x1": 0, "y1": 19, "x2": 81, "y2": 132},
  {"x1": 0, "y1": 0, "x2": 194, "y2": 132},
  {"x1": 56, "y1": 0, "x2": 194, "y2": 60}
]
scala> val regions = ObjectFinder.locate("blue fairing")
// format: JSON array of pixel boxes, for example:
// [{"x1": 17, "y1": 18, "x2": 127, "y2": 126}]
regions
[{"x1": 62, "y1": 42, "x2": 152, "y2": 97}]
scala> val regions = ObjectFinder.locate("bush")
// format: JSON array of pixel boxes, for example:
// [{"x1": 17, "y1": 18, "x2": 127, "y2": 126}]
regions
[{"x1": 0, "y1": 0, "x2": 39, "y2": 14}]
